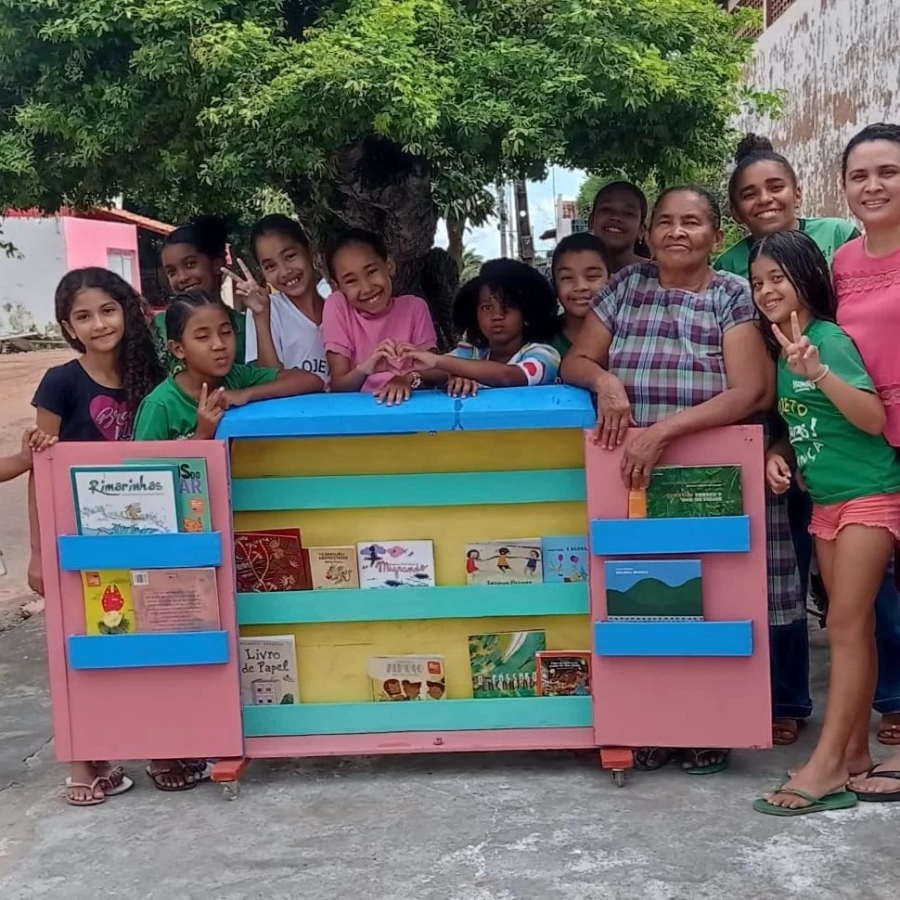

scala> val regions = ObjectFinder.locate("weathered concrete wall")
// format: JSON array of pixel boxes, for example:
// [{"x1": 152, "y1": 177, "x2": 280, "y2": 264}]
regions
[{"x1": 737, "y1": 0, "x2": 900, "y2": 217}]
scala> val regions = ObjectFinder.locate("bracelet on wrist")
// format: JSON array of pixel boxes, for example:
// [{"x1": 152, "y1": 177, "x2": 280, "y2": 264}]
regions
[
  {"x1": 810, "y1": 365, "x2": 830, "y2": 385},
  {"x1": 409, "y1": 372, "x2": 422, "y2": 390}
]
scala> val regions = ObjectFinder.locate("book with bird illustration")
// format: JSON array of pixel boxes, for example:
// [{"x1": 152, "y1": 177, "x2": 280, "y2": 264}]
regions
[{"x1": 357, "y1": 540, "x2": 435, "y2": 588}]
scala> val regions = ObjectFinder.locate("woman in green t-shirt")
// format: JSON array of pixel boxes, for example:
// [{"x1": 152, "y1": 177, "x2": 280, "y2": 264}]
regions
[{"x1": 750, "y1": 231, "x2": 900, "y2": 816}]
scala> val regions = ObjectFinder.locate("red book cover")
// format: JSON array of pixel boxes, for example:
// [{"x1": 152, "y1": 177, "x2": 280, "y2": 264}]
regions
[{"x1": 234, "y1": 528, "x2": 312, "y2": 593}]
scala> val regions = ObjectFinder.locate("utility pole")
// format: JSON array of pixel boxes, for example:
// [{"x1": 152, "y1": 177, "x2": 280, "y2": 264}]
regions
[
  {"x1": 496, "y1": 182, "x2": 509, "y2": 258},
  {"x1": 513, "y1": 179, "x2": 534, "y2": 264}
]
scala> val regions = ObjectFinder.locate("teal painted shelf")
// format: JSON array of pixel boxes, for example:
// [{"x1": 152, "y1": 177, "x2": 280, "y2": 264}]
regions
[
  {"x1": 231, "y1": 468, "x2": 585, "y2": 512},
  {"x1": 242, "y1": 696, "x2": 593, "y2": 736},
  {"x1": 236, "y1": 582, "x2": 589, "y2": 624}
]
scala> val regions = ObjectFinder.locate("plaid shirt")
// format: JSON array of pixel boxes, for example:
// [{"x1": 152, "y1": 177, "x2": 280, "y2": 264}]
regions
[{"x1": 592, "y1": 263, "x2": 804, "y2": 626}]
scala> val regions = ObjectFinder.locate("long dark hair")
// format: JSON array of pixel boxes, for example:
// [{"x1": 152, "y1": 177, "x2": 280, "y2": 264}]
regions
[
  {"x1": 728, "y1": 134, "x2": 798, "y2": 211},
  {"x1": 748, "y1": 231, "x2": 836, "y2": 359},
  {"x1": 842, "y1": 122, "x2": 900, "y2": 181},
  {"x1": 54, "y1": 267, "x2": 164, "y2": 411},
  {"x1": 249, "y1": 214, "x2": 311, "y2": 260}
]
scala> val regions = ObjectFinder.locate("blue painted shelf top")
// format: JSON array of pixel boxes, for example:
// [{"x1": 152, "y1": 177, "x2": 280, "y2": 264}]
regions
[{"x1": 217, "y1": 385, "x2": 595, "y2": 439}]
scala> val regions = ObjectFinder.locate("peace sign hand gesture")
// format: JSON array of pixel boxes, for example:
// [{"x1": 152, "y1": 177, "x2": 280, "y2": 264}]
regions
[
  {"x1": 772, "y1": 311, "x2": 826, "y2": 382},
  {"x1": 222, "y1": 258, "x2": 270, "y2": 316}
]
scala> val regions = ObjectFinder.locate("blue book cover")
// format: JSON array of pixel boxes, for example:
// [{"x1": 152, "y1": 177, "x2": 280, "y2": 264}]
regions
[
  {"x1": 604, "y1": 559, "x2": 703, "y2": 620},
  {"x1": 541, "y1": 535, "x2": 589, "y2": 584}
]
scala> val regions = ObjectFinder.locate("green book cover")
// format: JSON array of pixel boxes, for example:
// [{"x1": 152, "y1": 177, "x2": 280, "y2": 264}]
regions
[
  {"x1": 469, "y1": 630, "x2": 546, "y2": 698},
  {"x1": 605, "y1": 560, "x2": 703, "y2": 620},
  {"x1": 646, "y1": 465, "x2": 743, "y2": 518},
  {"x1": 128, "y1": 457, "x2": 212, "y2": 533}
]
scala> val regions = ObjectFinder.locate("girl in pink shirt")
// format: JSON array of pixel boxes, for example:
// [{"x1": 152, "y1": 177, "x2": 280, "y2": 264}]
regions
[{"x1": 322, "y1": 229, "x2": 437, "y2": 405}]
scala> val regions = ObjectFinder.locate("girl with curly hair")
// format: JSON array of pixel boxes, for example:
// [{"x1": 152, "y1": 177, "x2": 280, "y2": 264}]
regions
[{"x1": 30, "y1": 266, "x2": 164, "y2": 807}]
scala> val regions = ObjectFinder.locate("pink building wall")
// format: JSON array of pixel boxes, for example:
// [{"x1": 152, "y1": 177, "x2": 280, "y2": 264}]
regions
[{"x1": 62, "y1": 217, "x2": 141, "y2": 291}]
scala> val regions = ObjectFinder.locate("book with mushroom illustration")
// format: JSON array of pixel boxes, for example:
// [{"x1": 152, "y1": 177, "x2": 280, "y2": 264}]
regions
[{"x1": 81, "y1": 570, "x2": 136, "y2": 635}]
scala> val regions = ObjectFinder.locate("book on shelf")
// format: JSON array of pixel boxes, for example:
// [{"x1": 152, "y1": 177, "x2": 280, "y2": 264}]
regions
[
  {"x1": 71, "y1": 464, "x2": 180, "y2": 535},
  {"x1": 308, "y1": 545, "x2": 360, "y2": 590},
  {"x1": 465, "y1": 539, "x2": 542, "y2": 586},
  {"x1": 468, "y1": 630, "x2": 546, "y2": 698},
  {"x1": 368, "y1": 655, "x2": 446, "y2": 701},
  {"x1": 127, "y1": 457, "x2": 212, "y2": 532},
  {"x1": 645, "y1": 465, "x2": 743, "y2": 518},
  {"x1": 536, "y1": 651, "x2": 592, "y2": 697},
  {"x1": 234, "y1": 528, "x2": 311, "y2": 593},
  {"x1": 239, "y1": 635, "x2": 299, "y2": 705},
  {"x1": 541, "y1": 535, "x2": 588, "y2": 584},
  {"x1": 130, "y1": 568, "x2": 220, "y2": 633},
  {"x1": 81, "y1": 570, "x2": 136, "y2": 635},
  {"x1": 604, "y1": 559, "x2": 703, "y2": 620},
  {"x1": 357, "y1": 540, "x2": 435, "y2": 589}
]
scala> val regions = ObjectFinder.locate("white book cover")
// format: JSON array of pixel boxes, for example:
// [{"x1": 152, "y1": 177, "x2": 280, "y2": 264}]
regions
[
  {"x1": 239, "y1": 635, "x2": 299, "y2": 706},
  {"x1": 357, "y1": 540, "x2": 436, "y2": 588}
]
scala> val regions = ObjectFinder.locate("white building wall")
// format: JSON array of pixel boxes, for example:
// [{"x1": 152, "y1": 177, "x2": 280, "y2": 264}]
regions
[{"x1": 736, "y1": 0, "x2": 900, "y2": 217}]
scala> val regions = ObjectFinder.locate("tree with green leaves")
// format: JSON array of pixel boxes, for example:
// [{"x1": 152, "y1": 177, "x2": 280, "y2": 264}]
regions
[{"x1": 0, "y1": 0, "x2": 759, "y2": 342}]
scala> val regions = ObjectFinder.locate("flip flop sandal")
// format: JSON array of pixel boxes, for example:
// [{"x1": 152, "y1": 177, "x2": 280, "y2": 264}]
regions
[
  {"x1": 682, "y1": 748, "x2": 730, "y2": 776},
  {"x1": 876, "y1": 723, "x2": 900, "y2": 746},
  {"x1": 97, "y1": 766, "x2": 134, "y2": 797},
  {"x1": 179, "y1": 759, "x2": 212, "y2": 782},
  {"x1": 850, "y1": 768, "x2": 900, "y2": 803},
  {"x1": 65, "y1": 777, "x2": 106, "y2": 807},
  {"x1": 772, "y1": 719, "x2": 802, "y2": 746},
  {"x1": 146, "y1": 764, "x2": 198, "y2": 792},
  {"x1": 753, "y1": 787, "x2": 857, "y2": 817},
  {"x1": 633, "y1": 747, "x2": 676, "y2": 772}
]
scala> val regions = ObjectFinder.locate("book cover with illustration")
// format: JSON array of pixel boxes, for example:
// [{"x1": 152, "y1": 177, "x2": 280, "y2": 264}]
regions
[
  {"x1": 604, "y1": 559, "x2": 703, "y2": 620},
  {"x1": 646, "y1": 465, "x2": 743, "y2": 518},
  {"x1": 357, "y1": 540, "x2": 435, "y2": 588},
  {"x1": 468, "y1": 630, "x2": 546, "y2": 698},
  {"x1": 234, "y1": 528, "x2": 312, "y2": 593},
  {"x1": 465, "y1": 539, "x2": 543, "y2": 586},
  {"x1": 536, "y1": 651, "x2": 592, "y2": 697},
  {"x1": 367, "y1": 655, "x2": 446, "y2": 701},
  {"x1": 130, "y1": 568, "x2": 220, "y2": 633},
  {"x1": 71, "y1": 465, "x2": 180, "y2": 535},
  {"x1": 541, "y1": 535, "x2": 589, "y2": 584},
  {"x1": 308, "y1": 545, "x2": 360, "y2": 590},
  {"x1": 129, "y1": 457, "x2": 211, "y2": 532},
  {"x1": 238, "y1": 635, "x2": 299, "y2": 705},
  {"x1": 81, "y1": 570, "x2": 136, "y2": 635}
]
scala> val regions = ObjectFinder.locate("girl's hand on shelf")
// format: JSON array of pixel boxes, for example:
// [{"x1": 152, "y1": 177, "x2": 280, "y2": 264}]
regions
[
  {"x1": 358, "y1": 340, "x2": 398, "y2": 376},
  {"x1": 398, "y1": 344, "x2": 439, "y2": 370},
  {"x1": 219, "y1": 388, "x2": 250, "y2": 410},
  {"x1": 222, "y1": 259, "x2": 270, "y2": 316},
  {"x1": 773, "y1": 312, "x2": 824, "y2": 381},
  {"x1": 195, "y1": 382, "x2": 226, "y2": 438},
  {"x1": 374, "y1": 374, "x2": 413, "y2": 407},
  {"x1": 447, "y1": 376, "x2": 478, "y2": 398},
  {"x1": 765, "y1": 453, "x2": 792, "y2": 495}
]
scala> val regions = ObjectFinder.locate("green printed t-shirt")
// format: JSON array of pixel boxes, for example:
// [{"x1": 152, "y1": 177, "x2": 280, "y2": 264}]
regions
[
  {"x1": 777, "y1": 319, "x2": 900, "y2": 505},
  {"x1": 133, "y1": 364, "x2": 277, "y2": 440},
  {"x1": 550, "y1": 330, "x2": 572, "y2": 359},
  {"x1": 716, "y1": 218, "x2": 860, "y2": 279},
  {"x1": 152, "y1": 309, "x2": 247, "y2": 375}
]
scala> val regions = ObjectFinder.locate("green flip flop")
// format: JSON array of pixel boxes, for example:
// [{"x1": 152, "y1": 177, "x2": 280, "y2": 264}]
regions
[
  {"x1": 682, "y1": 748, "x2": 730, "y2": 776},
  {"x1": 753, "y1": 787, "x2": 858, "y2": 817}
]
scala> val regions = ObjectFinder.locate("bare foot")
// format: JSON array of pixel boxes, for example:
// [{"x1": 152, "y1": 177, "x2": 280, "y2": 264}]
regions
[
  {"x1": 848, "y1": 752, "x2": 900, "y2": 795},
  {"x1": 147, "y1": 759, "x2": 194, "y2": 791},
  {"x1": 765, "y1": 760, "x2": 849, "y2": 810},
  {"x1": 772, "y1": 718, "x2": 800, "y2": 745},
  {"x1": 877, "y1": 713, "x2": 900, "y2": 744},
  {"x1": 67, "y1": 760, "x2": 104, "y2": 805}
]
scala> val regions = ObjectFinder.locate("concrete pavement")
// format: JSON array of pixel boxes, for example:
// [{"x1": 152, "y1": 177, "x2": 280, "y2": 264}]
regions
[{"x1": 2, "y1": 615, "x2": 899, "y2": 900}]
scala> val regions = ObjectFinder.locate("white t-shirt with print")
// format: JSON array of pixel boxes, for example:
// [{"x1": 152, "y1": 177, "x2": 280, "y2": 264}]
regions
[{"x1": 244, "y1": 292, "x2": 330, "y2": 382}]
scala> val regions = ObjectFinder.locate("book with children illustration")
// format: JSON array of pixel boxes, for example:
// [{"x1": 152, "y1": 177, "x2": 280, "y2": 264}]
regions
[
  {"x1": 357, "y1": 540, "x2": 435, "y2": 588},
  {"x1": 128, "y1": 457, "x2": 211, "y2": 532},
  {"x1": 81, "y1": 570, "x2": 136, "y2": 635},
  {"x1": 536, "y1": 651, "x2": 592, "y2": 697},
  {"x1": 604, "y1": 559, "x2": 703, "y2": 620},
  {"x1": 71, "y1": 465, "x2": 180, "y2": 536},
  {"x1": 308, "y1": 545, "x2": 360, "y2": 590},
  {"x1": 541, "y1": 536, "x2": 589, "y2": 584},
  {"x1": 238, "y1": 635, "x2": 299, "y2": 706},
  {"x1": 469, "y1": 630, "x2": 546, "y2": 698},
  {"x1": 465, "y1": 539, "x2": 542, "y2": 586},
  {"x1": 645, "y1": 465, "x2": 743, "y2": 518},
  {"x1": 130, "y1": 568, "x2": 220, "y2": 633},
  {"x1": 368, "y1": 655, "x2": 446, "y2": 701},
  {"x1": 234, "y1": 528, "x2": 312, "y2": 593}
]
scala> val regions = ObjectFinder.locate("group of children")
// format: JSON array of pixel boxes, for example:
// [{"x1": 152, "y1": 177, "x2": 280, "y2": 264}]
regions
[{"x1": 5, "y1": 120, "x2": 900, "y2": 813}]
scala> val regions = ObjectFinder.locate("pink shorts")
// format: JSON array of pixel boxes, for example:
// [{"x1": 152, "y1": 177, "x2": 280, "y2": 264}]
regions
[{"x1": 810, "y1": 494, "x2": 900, "y2": 542}]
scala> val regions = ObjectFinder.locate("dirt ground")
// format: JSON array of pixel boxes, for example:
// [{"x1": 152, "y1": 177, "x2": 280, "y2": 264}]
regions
[{"x1": 0, "y1": 350, "x2": 74, "y2": 619}]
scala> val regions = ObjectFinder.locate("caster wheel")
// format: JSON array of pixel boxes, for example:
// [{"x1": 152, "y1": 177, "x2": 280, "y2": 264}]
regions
[
  {"x1": 612, "y1": 769, "x2": 626, "y2": 788},
  {"x1": 222, "y1": 781, "x2": 241, "y2": 801}
]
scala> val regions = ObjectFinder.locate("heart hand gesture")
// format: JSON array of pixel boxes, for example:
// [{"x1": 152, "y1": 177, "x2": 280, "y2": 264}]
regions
[
  {"x1": 772, "y1": 312, "x2": 825, "y2": 382},
  {"x1": 222, "y1": 259, "x2": 270, "y2": 316}
]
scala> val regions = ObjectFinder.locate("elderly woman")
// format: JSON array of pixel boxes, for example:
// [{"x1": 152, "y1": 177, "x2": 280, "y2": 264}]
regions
[{"x1": 562, "y1": 186, "x2": 787, "y2": 774}]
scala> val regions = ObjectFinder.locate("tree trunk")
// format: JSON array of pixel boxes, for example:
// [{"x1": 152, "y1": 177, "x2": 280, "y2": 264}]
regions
[{"x1": 446, "y1": 213, "x2": 466, "y2": 271}]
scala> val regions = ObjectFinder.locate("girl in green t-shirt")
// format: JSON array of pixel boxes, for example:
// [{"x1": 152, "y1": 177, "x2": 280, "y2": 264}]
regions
[
  {"x1": 134, "y1": 289, "x2": 324, "y2": 441},
  {"x1": 750, "y1": 230, "x2": 900, "y2": 817}
]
